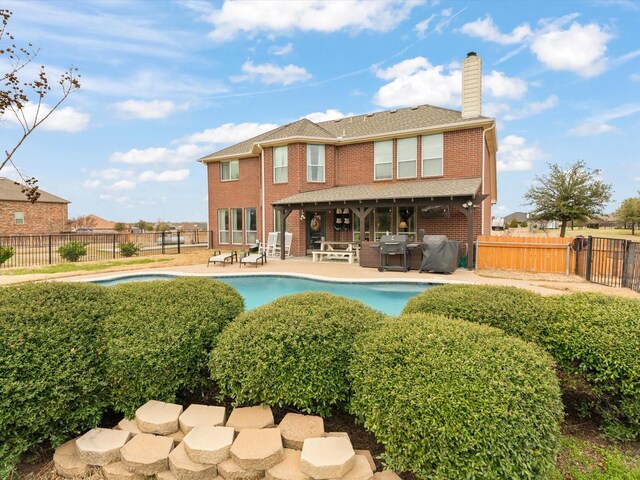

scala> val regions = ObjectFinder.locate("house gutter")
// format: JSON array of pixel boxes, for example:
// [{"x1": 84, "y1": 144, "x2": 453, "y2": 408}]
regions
[{"x1": 258, "y1": 144, "x2": 266, "y2": 248}]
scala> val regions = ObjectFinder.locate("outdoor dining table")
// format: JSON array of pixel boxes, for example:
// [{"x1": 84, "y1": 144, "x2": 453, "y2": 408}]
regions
[{"x1": 313, "y1": 241, "x2": 361, "y2": 263}]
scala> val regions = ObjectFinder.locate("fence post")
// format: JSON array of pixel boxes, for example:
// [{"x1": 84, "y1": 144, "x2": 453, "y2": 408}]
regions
[
  {"x1": 161, "y1": 231, "x2": 166, "y2": 254},
  {"x1": 48, "y1": 234, "x2": 52, "y2": 264},
  {"x1": 565, "y1": 244, "x2": 570, "y2": 276},
  {"x1": 585, "y1": 236, "x2": 593, "y2": 282},
  {"x1": 113, "y1": 234, "x2": 116, "y2": 259},
  {"x1": 622, "y1": 240, "x2": 631, "y2": 288},
  {"x1": 177, "y1": 231, "x2": 181, "y2": 254}
]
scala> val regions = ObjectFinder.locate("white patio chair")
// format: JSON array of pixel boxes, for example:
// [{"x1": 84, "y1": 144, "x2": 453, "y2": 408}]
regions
[
  {"x1": 261, "y1": 232, "x2": 279, "y2": 257},
  {"x1": 274, "y1": 232, "x2": 293, "y2": 257}
]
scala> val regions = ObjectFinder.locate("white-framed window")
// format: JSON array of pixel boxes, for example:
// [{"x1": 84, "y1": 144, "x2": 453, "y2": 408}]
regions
[
  {"x1": 245, "y1": 208, "x2": 257, "y2": 244},
  {"x1": 397, "y1": 207, "x2": 416, "y2": 241},
  {"x1": 218, "y1": 209, "x2": 229, "y2": 244},
  {"x1": 422, "y1": 134, "x2": 443, "y2": 177},
  {"x1": 397, "y1": 137, "x2": 417, "y2": 179},
  {"x1": 374, "y1": 207, "x2": 392, "y2": 240},
  {"x1": 307, "y1": 144, "x2": 325, "y2": 182},
  {"x1": 374, "y1": 140, "x2": 393, "y2": 180},
  {"x1": 231, "y1": 208, "x2": 243, "y2": 244},
  {"x1": 221, "y1": 160, "x2": 239, "y2": 181},
  {"x1": 274, "y1": 210, "x2": 289, "y2": 233},
  {"x1": 273, "y1": 146, "x2": 288, "y2": 183},
  {"x1": 14, "y1": 212, "x2": 25, "y2": 225}
]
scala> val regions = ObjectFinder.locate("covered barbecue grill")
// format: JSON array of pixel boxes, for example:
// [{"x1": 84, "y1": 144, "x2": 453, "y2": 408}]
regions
[
  {"x1": 378, "y1": 234, "x2": 410, "y2": 272},
  {"x1": 419, "y1": 235, "x2": 459, "y2": 274}
]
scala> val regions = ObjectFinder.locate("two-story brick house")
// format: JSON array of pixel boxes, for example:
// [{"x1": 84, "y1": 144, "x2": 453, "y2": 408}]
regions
[
  {"x1": 0, "y1": 177, "x2": 70, "y2": 234},
  {"x1": 201, "y1": 53, "x2": 497, "y2": 268}
]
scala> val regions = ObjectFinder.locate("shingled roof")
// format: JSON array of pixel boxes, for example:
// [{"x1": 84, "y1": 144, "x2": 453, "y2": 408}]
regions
[
  {"x1": 0, "y1": 177, "x2": 70, "y2": 203},
  {"x1": 201, "y1": 104, "x2": 493, "y2": 162},
  {"x1": 273, "y1": 178, "x2": 482, "y2": 207}
]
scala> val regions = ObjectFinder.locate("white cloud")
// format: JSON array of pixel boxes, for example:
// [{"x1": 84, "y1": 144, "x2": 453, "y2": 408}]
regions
[
  {"x1": 200, "y1": 0, "x2": 421, "y2": 41},
  {"x1": 568, "y1": 102, "x2": 640, "y2": 136},
  {"x1": 531, "y1": 22, "x2": 612, "y2": 77},
  {"x1": 459, "y1": 16, "x2": 532, "y2": 45},
  {"x1": 497, "y1": 135, "x2": 549, "y2": 171},
  {"x1": 115, "y1": 99, "x2": 189, "y2": 119},
  {"x1": 373, "y1": 57, "x2": 527, "y2": 108},
  {"x1": 138, "y1": 169, "x2": 190, "y2": 182},
  {"x1": 231, "y1": 60, "x2": 312, "y2": 85},
  {"x1": 269, "y1": 43, "x2": 294, "y2": 55},
  {"x1": 110, "y1": 143, "x2": 210, "y2": 165},
  {"x1": 483, "y1": 71, "x2": 528, "y2": 99},
  {"x1": 82, "y1": 179, "x2": 102, "y2": 189},
  {"x1": 503, "y1": 95, "x2": 558, "y2": 121},
  {"x1": 373, "y1": 57, "x2": 460, "y2": 108},
  {"x1": 304, "y1": 109, "x2": 350, "y2": 122},
  {"x1": 89, "y1": 168, "x2": 134, "y2": 181},
  {"x1": 185, "y1": 122, "x2": 278, "y2": 145},
  {"x1": 630, "y1": 73, "x2": 640, "y2": 81},
  {"x1": 3, "y1": 102, "x2": 90, "y2": 132},
  {"x1": 106, "y1": 180, "x2": 137, "y2": 190},
  {"x1": 414, "y1": 14, "x2": 436, "y2": 38},
  {"x1": 483, "y1": 102, "x2": 511, "y2": 119}
]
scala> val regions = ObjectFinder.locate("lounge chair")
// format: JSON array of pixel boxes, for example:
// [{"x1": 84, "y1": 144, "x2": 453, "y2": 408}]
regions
[
  {"x1": 207, "y1": 250, "x2": 237, "y2": 267},
  {"x1": 240, "y1": 250, "x2": 267, "y2": 267}
]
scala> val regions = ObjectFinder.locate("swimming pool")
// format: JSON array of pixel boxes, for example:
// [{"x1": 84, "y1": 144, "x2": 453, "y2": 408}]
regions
[{"x1": 93, "y1": 274, "x2": 433, "y2": 315}]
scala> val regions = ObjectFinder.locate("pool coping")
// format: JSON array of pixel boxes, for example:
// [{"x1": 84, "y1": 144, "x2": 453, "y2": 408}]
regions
[{"x1": 67, "y1": 269, "x2": 468, "y2": 286}]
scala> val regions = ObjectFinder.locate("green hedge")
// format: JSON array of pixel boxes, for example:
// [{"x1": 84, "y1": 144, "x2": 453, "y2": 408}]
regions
[
  {"x1": 349, "y1": 314, "x2": 563, "y2": 479},
  {"x1": 403, "y1": 284, "x2": 546, "y2": 342},
  {"x1": 104, "y1": 277, "x2": 244, "y2": 416},
  {"x1": 544, "y1": 293, "x2": 640, "y2": 440},
  {"x1": 210, "y1": 292, "x2": 385, "y2": 415},
  {"x1": 0, "y1": 283, "x2": 111, "y2": 478}
]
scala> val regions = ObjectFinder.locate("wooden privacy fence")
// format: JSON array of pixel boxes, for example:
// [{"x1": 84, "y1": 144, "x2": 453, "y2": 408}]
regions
[{"x1": 476, "y1": 235, "x2": 574, "y2": 275}]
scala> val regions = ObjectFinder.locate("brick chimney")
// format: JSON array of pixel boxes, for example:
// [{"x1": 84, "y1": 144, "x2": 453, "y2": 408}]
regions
[{"x1": 461, "y1": 52, "x2": 482, "y2": 118}]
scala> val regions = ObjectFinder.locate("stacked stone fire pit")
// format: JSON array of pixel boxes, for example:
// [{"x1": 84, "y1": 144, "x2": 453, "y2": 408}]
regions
[{"x1": 53, "y1": 400, "x2": 400, "y2": 480}]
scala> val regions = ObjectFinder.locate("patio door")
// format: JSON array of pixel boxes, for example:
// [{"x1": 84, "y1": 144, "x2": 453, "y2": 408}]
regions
[{"x1": 306, "y1": 211, "x2": 325, "y2": 252}]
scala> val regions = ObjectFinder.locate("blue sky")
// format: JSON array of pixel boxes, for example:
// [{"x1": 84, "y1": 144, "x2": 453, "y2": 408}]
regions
[{"x1": 2, "y1": 0, "x2": 639, "y2": 223}]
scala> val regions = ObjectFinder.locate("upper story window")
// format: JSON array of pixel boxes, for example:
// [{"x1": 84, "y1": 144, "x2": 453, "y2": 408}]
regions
[
  {"x1": 273, "y1": 146, "x2": 288, "y2": 183},
  {"x1": 307, "y1": 144, "x2": 325, "y2": 183},
  {"x1": 221, "y1": 160, "x2": 239, "y2": 181},
  {"x1": 14, "y1": 212, "x2": 24, "y2": 225},
  {"x1": 397, "y1": 137, "x2": 417, "y2": 179},
  {"x1": 422, "y1": 133, "x2": 443, "y2": 177},
  {"x1": 374, "y1": 140, "x2": 393, "y2": 180}
]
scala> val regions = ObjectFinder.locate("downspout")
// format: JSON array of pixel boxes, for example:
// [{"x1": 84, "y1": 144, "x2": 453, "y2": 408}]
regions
[
  {"x1": 259, "y1": 144, "x2": 266, "y2": 247},
  {"x1": 482, "y1": 123, "x2": 496, "y2": 235}
]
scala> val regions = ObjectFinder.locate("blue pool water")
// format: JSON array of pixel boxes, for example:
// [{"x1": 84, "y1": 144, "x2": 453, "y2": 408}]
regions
[{"x1": 94, "y1": 274, "x2": 433, "y2": 315}]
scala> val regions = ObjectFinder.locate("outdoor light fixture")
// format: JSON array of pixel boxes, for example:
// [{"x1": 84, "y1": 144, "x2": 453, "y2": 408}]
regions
[
  {"x1": 300, "y1": 213, "x2": 306, "y2": 220},
  {"x1": 463, "y1": 201, "x2": 474, "y2": 208}
]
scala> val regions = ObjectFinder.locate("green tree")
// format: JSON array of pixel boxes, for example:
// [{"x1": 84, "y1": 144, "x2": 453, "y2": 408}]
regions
[
  {"x1": 134, "y1": 220, "x2": 153, "y2": 232},
  {"x1": 508, "y1": 218, "x2": 519, "y2": 228},
  {"x1": 114, "y1": 222, "x2": 126, "y2": 232},
  {"x1": 614, "y1": 197, "x2": 640, "y2": 235},
  {"x1": 524, "y1": 160, "x2": 612, "y2": 238},
  {"x1": 1, "y1": 10, "x2": 81, "y2": 202}
]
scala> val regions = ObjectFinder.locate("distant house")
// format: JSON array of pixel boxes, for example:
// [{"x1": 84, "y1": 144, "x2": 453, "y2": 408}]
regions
[
  {"x1": 69, "y1": 214, "x2": 119, "y2": 233},
  {"x1": 0, "y1": 177, "x2": 70, "y2": 234},
  {"x1": 504, "y1": 212, "x2": 529, "y2": 224}
]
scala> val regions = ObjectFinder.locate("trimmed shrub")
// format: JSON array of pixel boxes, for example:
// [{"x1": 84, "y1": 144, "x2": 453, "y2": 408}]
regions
[
  {"x1": 0, "y1": 283, "x2": 111, "y2": 478},
  {"x1": 118, "y1": 241, "x2": 140, "y2": 257},
  {"x1": 104, "y1": 277, "x2": 244, "y2": 416},
  {"x1": 349, "y1": 314, "x2": 563, "y2": 479},
  {"x1": 544, "y1": 293, "x2": 640, "y2": 440},
  {"x1": 58, "y1": 241, "x2": 88, "y2": 262},
  {"x1": 0, "y1": 245, "x2": 14, "y2": 265},
  {"x1": 210, "y1": 292, "x2": 386, "y2": 415},
  {"x1": 403, "y1": 284, "x2": 546, "y2": 342}
]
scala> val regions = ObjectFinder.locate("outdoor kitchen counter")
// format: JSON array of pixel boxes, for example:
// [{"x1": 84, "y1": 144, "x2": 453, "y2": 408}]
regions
[{"x1": 359, "y1": 242, "x2": 422, "y2": 270}]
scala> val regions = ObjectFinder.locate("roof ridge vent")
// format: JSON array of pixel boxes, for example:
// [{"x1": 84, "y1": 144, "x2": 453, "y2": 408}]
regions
[
  {"x1": 366, "y1": 113, "x2": 374, "y2": 117},
  {"x1": 334, "y1": 118, "x2": 341, "y2": 123},
  {"x1": 390, "y1": 109, "x2": 397, "y2": 113},
  {"x1": 411, "y1": 106, "x2": 419, "y2": 110}
]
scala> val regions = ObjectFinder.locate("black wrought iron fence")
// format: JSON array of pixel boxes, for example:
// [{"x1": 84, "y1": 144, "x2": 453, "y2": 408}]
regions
[
  {"x1": 574, "y1": 236, "x2": 640, "y2": 292},
  {"x1": 0, "y1": 230, "x2": 212, "y2": 268}
]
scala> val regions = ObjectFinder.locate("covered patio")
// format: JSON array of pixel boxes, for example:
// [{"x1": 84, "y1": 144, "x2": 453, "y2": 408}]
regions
[{"x1": 272, "y1": 178, "x2": 487, "y2": 270}]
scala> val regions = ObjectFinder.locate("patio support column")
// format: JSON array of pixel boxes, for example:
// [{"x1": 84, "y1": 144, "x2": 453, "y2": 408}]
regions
[
  {"x1": 352, "y1": 207, "x2": 373, "y2": 244},
  {"x1": 280, "y1": 208, "x2": 292, "y2": 260}
]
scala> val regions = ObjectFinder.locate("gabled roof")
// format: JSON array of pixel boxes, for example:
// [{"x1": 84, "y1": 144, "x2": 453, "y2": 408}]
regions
[
  {"x1": 201, "y1": 104, "x2": 494, "y2": 162},
  {"x1": 0, "y1": 177, "x2": 70, "y2": 203},
  {"x1": 273, "y1": 178, "x2": 482, "y2": 207}
]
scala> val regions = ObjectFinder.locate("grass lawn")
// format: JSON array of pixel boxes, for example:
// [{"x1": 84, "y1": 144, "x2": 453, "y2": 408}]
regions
[
  {"x1": 0, "y1": 257, "x2": 172, "y2": 275},
  {"x1": 501, "y1": 227, "x2": 639, "y2": 241}
]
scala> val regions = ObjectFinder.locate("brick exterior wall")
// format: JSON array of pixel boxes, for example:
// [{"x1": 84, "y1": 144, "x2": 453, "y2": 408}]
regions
[
  {"x1": 0, "y1": 200, "x2": 68, "y2": 234},
  {"x1": 207, "y1": 127, "x2": 493, "y2": 258}
]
